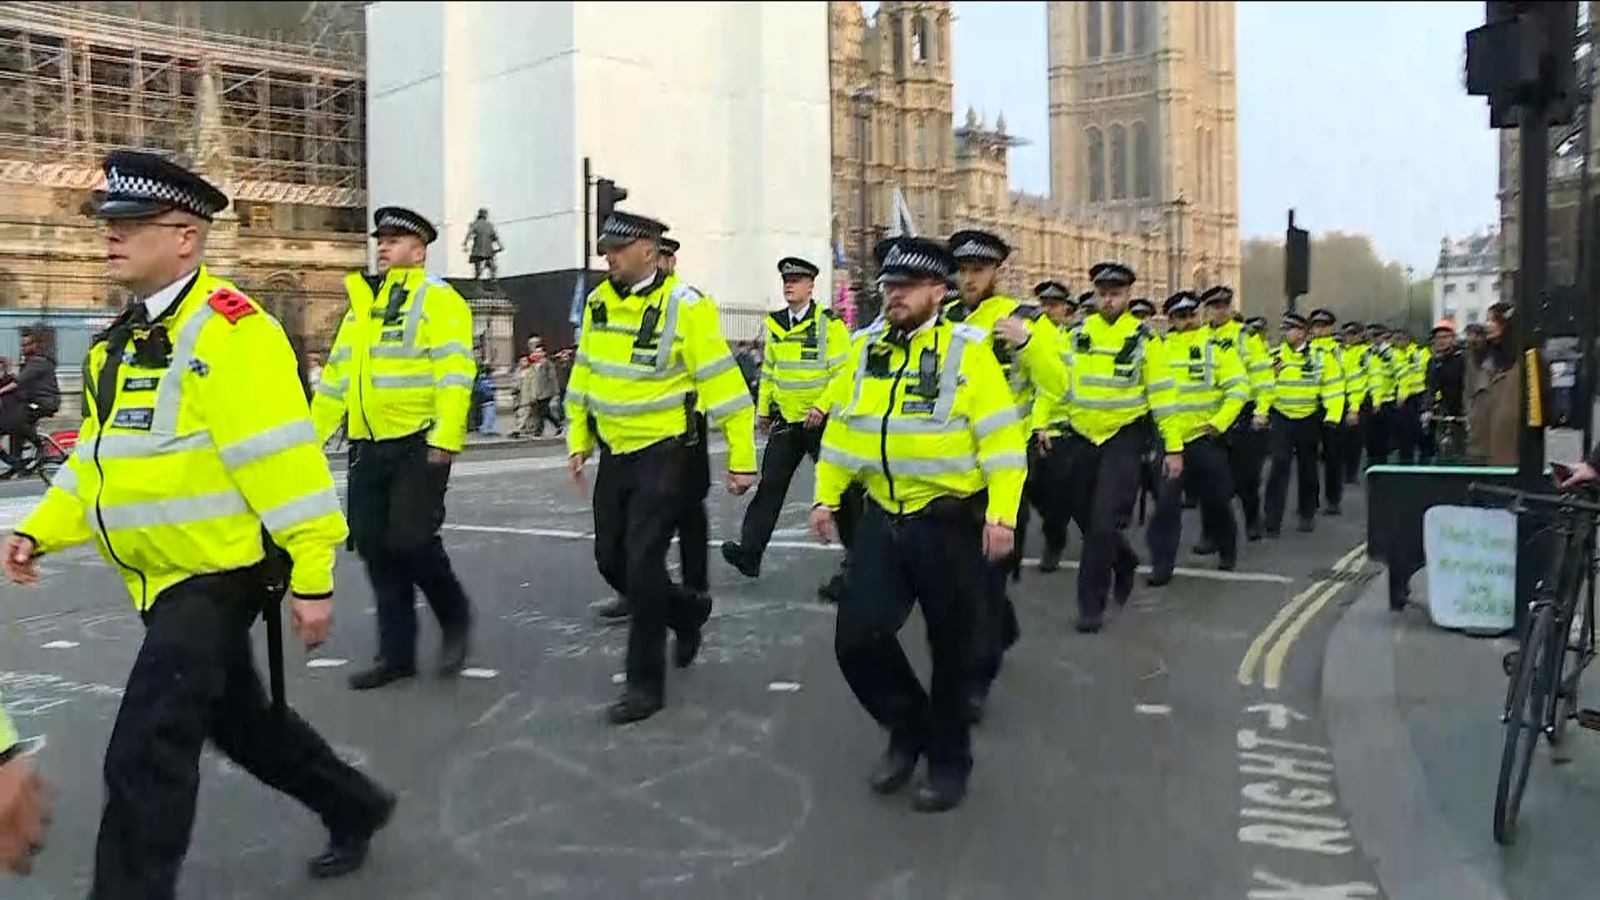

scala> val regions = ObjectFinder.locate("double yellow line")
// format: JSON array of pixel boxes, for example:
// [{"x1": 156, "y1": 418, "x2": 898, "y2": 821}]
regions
[{"x1": 1237, "y1": 542, "x2": 1368, "y2": 690}]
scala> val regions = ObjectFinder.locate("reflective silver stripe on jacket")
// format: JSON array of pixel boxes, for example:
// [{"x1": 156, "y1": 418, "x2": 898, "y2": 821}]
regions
[
  {"x1": 769, "y1": 373, "x2": 832, "y2": 390},
  {"x1": 50, "y1": 462, "x2": 79, "y2": 495},
  {"x1": 218, "y1": 420, "x2": 318, "y2": 469},
  {"x1": 371, "y1": 373, "x2": 434, "y2": 389},
  {"x1": 581, "y1": 356, "x2": 686, "y2": 380},
  {"x1": 839, "y1": 414, "x2": 967, "y2": 436},
  {"x1": 845, "y1": 321, "x2": 890, "y2": 414},
  {"x1": 328, "y1": 347, "x2": 351, "y2": 365},
  {"x1": 402, "y1": 280, "x2": 432, "y2": 348},
  {"x1": 316, "y1": 380, "x2": 347, "y2": 401},
  {"x1": 931, "y1": 329, "x2": 969, "y2": 422},
  {"x1": 706, "y1": 392, "x2": 752, "y2": 421},
  {"x1": 1079, "y1": 374, "x2": 1138, "y2": 388},
  {"x1": 260, "y1": 487, "x2": 341, "y2": 532},
  {"x1": 586, "y1": 392, "x2": 690, "y2": 416},
  {"x1": 973, "y1": 407, "x2": 1019, "y2": 439},
  {"x1": 94, "y1": 431, "x2": 213, "y2": 460},
  {"x1": 437, "y1": 373, "x2": 474, "y2": 390},
  {"x1": 979, "y1": 452, "x2": 1027, "y2": 473},
  {"x1": 98, "y1": 490, "x2": 250, "y2": 530},
  {"x1": 655, "y1": 289, "x2": 683, "y2": 372},
  {"x1": 1073, "y1": 395, "x2": 1148, "y2": 411},
  {"x1": 820, "y1": 445, "x2": 875, "y2": 471},
  {"x1": 696, "y1": 355, "x2": 738, "y2": 380},
  {"x1": 151, "y1": 304, "x2": 217, "y2": 434},
  {"x1": 890, "y1": 455, "x2": 980, "y2": 476}
]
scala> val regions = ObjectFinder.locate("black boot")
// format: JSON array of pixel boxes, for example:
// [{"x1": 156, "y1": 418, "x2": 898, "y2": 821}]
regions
[
  {"x1": 1323, "y1": 503, "x2": 1342, "y2": 516},
  {"x1": 348, "y1": 661, "x2": 416, "y2": 691},
  {"x1": 1246, "y1": 523, "x2": 1263, "y2": 542},
  {"x1": 606, "y1": 686, "x2": 664, "y2": 725},
  {"x1": 594, "y1": 596, "x2": 630, "y2": 624},
  {"x1": 1193, "y1": 540, "x2": 1219, "y2": 556},
  {"x1": 438, "y1": 627, "x2": 470, "y2": 677},
  {"x1": 1296, "y1": 516, "x2": 1315, "y2": 533},
  {"x1": 308, "y1": 789, "x2": 397, "y2": 879},
  {"x1": 1147, "y1": 569, "x2": 1173, "y2": 587},
  {"x1": 1038, "y1": 545, "x2": 1063, "y2": 573},
  {"x1": 720, "y1": 541, "x2": 760, "y2": 578},
  {"x1": 912, "y1": 768, "x2": 969, "y2": 813},
  {"x1": 1075, "y1": 610, "x2": 1104, "y2": 634},
  {"x1": 869, "y1": 744, "x2": 920, "y2": 794}
]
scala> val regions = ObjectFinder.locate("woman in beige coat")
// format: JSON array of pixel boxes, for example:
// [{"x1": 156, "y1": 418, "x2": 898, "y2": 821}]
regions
[{"x1": 1465, "y1": 302, "x2": 1520, "y2": 466}]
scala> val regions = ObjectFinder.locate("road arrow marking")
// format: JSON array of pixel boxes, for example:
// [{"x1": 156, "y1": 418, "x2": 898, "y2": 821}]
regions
[{"x1": 1247, "y1": 703, "x2": 1310, "y2": 731}]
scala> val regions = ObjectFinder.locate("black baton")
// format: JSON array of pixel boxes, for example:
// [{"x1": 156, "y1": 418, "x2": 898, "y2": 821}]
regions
[
  {"x1": 344, "y1": 441, "x2": 357, "y2": 552},
  {"x1": 264, "y1": 595, "x2": 286, "y2": 732}
]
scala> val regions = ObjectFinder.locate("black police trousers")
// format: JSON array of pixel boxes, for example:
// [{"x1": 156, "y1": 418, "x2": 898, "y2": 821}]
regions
[
  {"x1": 1265, "y1": 412, "x2": 1322, "y2": 529},
  {"x1": 1320, "y1": 421, "x2": 1344, "y2": 508},
  {"x1": 1342, "y1": 413, "x2": 1366, "y2": 483},
  {"x1": 1225, "y1": 404, "x2": 1264, "y2": 533},
  {"x1": 738, "y1": 421, "x2": 824, "y2": 562},
  {"x1": 1022, "y1": 431, "x2": 1076, "y2": 559},
  {"x1": 595, "y1": 439, "x2": 712, "y2": 696},
  {"x1": 835, "y1": 497, "x2": 987, "y2": 777},
  {"x1": 1363, "y1": 401, "x2": 1391, "y2": 468},
  {"x1": 1393, "y1": 395, "x2": 1422, "y2": 464},
  {"x1": 1067, "y1": 425, "x2": 1144, "y2": 618},
  {"x1": 679, "y1": 413, "x2": 711, "y2": 594},
  {"x1": 92, "y1": 570, "x2": 390, "y2": 900},
  {"x1": 348, "y1": 433, "x2": 472, "y2": 671},
  {"x1": 1147, "y1": 435, "x2": 1237, "y2": 577}
]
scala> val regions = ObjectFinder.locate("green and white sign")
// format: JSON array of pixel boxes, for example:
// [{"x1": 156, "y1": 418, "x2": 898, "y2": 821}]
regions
[{"x1": 1424, "y1": 505, "x2": 1517, "y2": 632}]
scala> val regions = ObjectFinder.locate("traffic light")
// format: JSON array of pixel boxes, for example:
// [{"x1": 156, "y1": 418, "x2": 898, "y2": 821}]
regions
[
  {"x1": 1466, "y1": 1, "x2": 1578, "y2": 127},
  {"x1": 1285, "y1": 211, "x2": 1309, "y2": 304},
  {"x1": 596, "y1": 178, "x2": 627, "y2": 226}
]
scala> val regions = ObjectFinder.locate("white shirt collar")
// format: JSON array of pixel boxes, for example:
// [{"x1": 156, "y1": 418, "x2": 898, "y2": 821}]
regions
[
  {"x1": 906, "y1": 314, "x2": 937, "y2": 339},
  {"x1": 631, "y1": 270, "x2": 659, "y2": 296},
  {"x1": 789, "y1": 301, "x2": 813, "y2": 325},
  {"x1": 142, "y1": 269, "x2": 198, "y2": 321}
]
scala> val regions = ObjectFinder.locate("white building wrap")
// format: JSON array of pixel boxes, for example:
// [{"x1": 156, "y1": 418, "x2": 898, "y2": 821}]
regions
[{"x1": 366, "y1": 1, "x2": 833, "y2": 340}]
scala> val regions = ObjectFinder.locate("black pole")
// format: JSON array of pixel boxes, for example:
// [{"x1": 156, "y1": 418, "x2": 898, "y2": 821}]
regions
[
  {"x1": 856, "y1": 100, "x2": 869, "y2": 321},
  {"x1": 582, "y1": 155, "x2": 592, "y2": 268},
  {"x1": 1516, "y1": 98, "x2": 1550, "y2": 637}
]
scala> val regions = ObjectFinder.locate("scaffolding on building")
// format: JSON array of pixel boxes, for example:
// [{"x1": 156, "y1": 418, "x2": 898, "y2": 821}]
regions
[{"x1": 0, "y1": 0, "x2": 366, "y2": 208}]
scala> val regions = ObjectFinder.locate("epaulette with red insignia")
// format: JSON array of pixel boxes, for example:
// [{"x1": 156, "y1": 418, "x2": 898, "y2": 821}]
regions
[{"x1": 207, "y1": 288, "x2": 258, "y2": 324}]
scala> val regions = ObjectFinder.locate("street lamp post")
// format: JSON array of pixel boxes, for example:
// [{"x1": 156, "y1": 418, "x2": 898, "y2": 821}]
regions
[
  {"x1": 851, "y1": 87, "x2": 876, "y2": 323},
  {"x1": 1405, "y1": 265, "x2": 1416, "y2": 329}
]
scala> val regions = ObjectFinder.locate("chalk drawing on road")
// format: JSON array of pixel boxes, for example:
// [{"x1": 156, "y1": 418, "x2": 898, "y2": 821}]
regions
[
  {"x1": 439, "y1": 699, "x2": 813, "y2": 894},
  {"x1": 0, "y1": 671, "x2": 123, "y2": 719}
]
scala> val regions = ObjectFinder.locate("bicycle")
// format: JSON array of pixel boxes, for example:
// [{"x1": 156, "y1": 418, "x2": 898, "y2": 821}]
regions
[
  {"x1": 1468, "y1": 481, "x2": 1600, "y2": 845},
  {"x1": 1430, "y1": 414, "x2": 1469, "y2": 462}
]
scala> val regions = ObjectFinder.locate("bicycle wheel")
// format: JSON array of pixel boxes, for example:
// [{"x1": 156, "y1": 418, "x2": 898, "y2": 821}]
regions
[
  {"x1": 32, "y1": 436, "x2": 64, "y2": 486},
  {"x1": 1548, "y1": 530, "x2": 1593, "y2": 748},
  {"x1": 1495, "y1": 603, "x2": 1554, "y2": 845}
]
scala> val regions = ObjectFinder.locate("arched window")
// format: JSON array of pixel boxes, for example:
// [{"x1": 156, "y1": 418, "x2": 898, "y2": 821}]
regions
[
  {"x1": 1133, "y1": 121, "x2": 1152, "y2": 199},
  {"x1": 1111, "y1": 123, "x2": 1128, "y2": 200},
  {"x1": 1088, "y1": 127, "x2": 1105, "y2": 202},
  {"x1": 912, "y1": 14, "x2": 929, "y2": 62},
  {"x1": 1111, "y1": 1, "x2": 1126, "y2": 54},
  {"x1": 1087, "y1": 2, "x2": 1102, "y2": 59},
  {"x1": 1131, "y1": 2, "x2": 1148, "y2": 54}
]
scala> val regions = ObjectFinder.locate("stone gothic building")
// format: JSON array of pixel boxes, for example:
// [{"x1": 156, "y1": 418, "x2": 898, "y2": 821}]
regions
[{"x1": 829, "y1": 0, "x2": 1240, "y2": 301}]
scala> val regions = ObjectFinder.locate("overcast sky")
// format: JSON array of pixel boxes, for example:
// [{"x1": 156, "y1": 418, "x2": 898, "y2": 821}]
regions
[{"x1": 874, "y1": 1, "x2": 1500, "y2": 271}]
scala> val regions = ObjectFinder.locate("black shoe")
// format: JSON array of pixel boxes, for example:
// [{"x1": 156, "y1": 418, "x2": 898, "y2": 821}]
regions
[
  {"x1": 594, "y1": 596, "x2": 630, "y2": 624},
  {"x1": 1147, "y1": 570, "x2": 1173, "y2": 587},
  {"x1": 720, "y1": 541, "x2": 760, "y2": 578},
  {"x1": 1075, "y1": 612, "x2": 1104, "y2": 634},
  {"x1": 672, "y1": 626, "x2": 703, "y2": 669},
  {"x1": 438, "y1": 628, "x2": 470, "y2": 677},
  {"x1": 1193, "y1": 541, "x2": 1219, "y2": 556},
  {"x1": 964, "y1": 684, "x2": 990, "y2": 725},
  {"x1": 1323, "y1": 503, "x2": 1342, "y2": 517},
  {"x1": 308, "y1": 789, "x2": 396, "y2": 879},
  {"x1": 1297, "y1": 517, "x2": 1315, "y2": 533},
  {"x1": 1246, "y1": 525, "x2": 1263, "y2": 542},
  {"x1": 869, "y1": 746, "x2": 920, "y2": 794},
  {"x1": 606, "y1": 687, "x2": 664, "y2": 725},
  {"x1": 911, "y1": 770, "x2": 969, "y2": 813},
  {"x1": 1113, "y1": 558, "x2": 1137, "y2": 606},
  {"x1": 1039, "y1": 546, "x2": 1063, "y2": 573},
  {"x1": 1264, "y1": 524, "x2": 1281, "y2": 539},
  {"x1": 348, "y1": 662, "x2": 416, "y2": 691},
  {"x1": 1218, "y1": 556, "x2": 1237, "y2": 572}
]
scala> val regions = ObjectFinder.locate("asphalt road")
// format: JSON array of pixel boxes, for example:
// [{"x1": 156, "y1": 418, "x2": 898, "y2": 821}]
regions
[{"x1": 0, "y1": 443, "x2": 1385, "y2": 899}]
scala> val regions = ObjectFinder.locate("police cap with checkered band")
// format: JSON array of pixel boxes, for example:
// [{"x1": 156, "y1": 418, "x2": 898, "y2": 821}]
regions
[
  {"x1": 596, "y1": 211, "x2": 668, "y2": 251},
  {"x1": 92, "y1": 149, "x2": 229, "y2": 222},
  {"x1": 371, "y1": 206, "x2": 438, "y2": 244},
  {"x1": 1089, "y1": 261, "x2": 1136, "y2": 287},
  {"x1": 874, "y1": 236, "x2": 955, "y2": 285},
  {"x1": 949, "y1": 229, "x2": 1011, "y2": 264},
  {"x1": 778, "y1": 256, "x2": 820, "y2": 280},
  {"x1": 1034, "y1": 280, "x2": 1072, "y2": 304}
]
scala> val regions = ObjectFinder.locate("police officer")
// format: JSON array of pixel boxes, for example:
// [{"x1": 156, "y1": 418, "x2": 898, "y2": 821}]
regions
[
  {"x1": 567, "y1": 211, "x2": 757, "y2": 724},
  {"x1": 1392, "y1": 329, "x2": 1429, "y2": 463},
  {"x1": 723, "y1": 256, "x2": 853, "y2": 578},
  {"x1": 1258, "y1": 312, "x2": 1344, "y2": 535},
  {"x1": 1337, "y1": 321, "x2": 1370, "y2": 484},
  {"x1": 1076, "y1": 290, "x2": 1097, "y2": 323},
  {"x1": 1364, "y1": 323, "x2": 1397, "y2": 467},
  {"x1": 313, "y1": 206, "x2": 477, "y2": 690},
  {"x1": 1307, "y1": 308, "x2": 1349, "y2": 515},
  {"x1": 810, "y1": 235, "x2": 1027, "y2": 812},
  {"x1": 1027, "y1": 280, "x2": 1078, "y2": 572},
  {"x1": 950, "y1": 229, "x2": 1066, "y2": 721},
  {"x1": 1198, "y1": 287, "x2": 1269, "y2": 544},
  {"x1": 6, "y1": 150, "x2": 394, "y2": 894},
  {"x1": 1145, "y1": 291, "x2": 1246, "y2": 584},
  {"x1": 1060, "y1": 263, "x2": 1179, "y2": 632}
]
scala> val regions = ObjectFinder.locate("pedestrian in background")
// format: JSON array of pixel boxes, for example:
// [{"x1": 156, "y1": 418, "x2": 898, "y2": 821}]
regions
[
  {"x1": 1466, "y1": 301, "x2": 1519, "y2": 465},
  {"x1": 475, "y1": 364, "x2": 499, "y2": 434},
  {"x1": 530, "y1": 344, "x2": 563, "y2": 436}
]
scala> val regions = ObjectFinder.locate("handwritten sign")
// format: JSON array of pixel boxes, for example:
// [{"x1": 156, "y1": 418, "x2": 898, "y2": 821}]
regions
[{"x1": 1423, "y1": 505, "x2": 1516, "y2": 632}]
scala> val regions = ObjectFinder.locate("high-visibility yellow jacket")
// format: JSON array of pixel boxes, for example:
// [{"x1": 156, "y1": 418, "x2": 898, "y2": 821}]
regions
[
  {"x1": 0, "y1": 706, "x2": 14, "y2": 755},
  {"x1": 1029, "y1": 324, "x2": 1075, "y2": 436},
  {"x1": 1207, "y1": 320, "x2": 1272, "y2": 404},
  {"x1": 815, "y1": 318, "x2": 1028, "y2": 526},
  {"x1": 1060, "y1": 311, "x2": 1182, "y2": 452},
  {"x1": 1398, "y1": 345, "x2": 1430, "y2": 399},
  {"x1": 1367, "y1": 343, "x2": 1397, "y2": 405},
  {"x1": 1312, "y1": 335, "x2": 1350, "y2": 413},
  {"x1": 1259, "y1": 339, "x2": 1345, "y2": 423},
  {"x1": 18, "y1": 267, "x2": 348, "y2": 608},
  {"x1": 1340, "y1": 342, "x2": 1371, "y2": 410},
  {"x1": 757, "y1": 303, "x2": 852, "y2": 423},
  {"x1": 565, "y1": 272, "x2": 757, "y2": 473},
  {"x1": 943, "y1": 295, "x2": 1068, "y2": 418},
  {"x1": 1162, "y1": 327, "x2": 1248, "y2": 444},
  {"x1": 312, "y1": 266, "x2": 477, "y2": 452}
]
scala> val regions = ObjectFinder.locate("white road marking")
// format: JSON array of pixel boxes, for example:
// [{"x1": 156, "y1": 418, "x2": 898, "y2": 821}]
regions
[
  {"x1": 39, "y1": 640, "x2": 78, "y2": 650},
  {"x1": 307, "y1": 658, "x2": 349, "y2": 668},
  {"x1": 461, "y1": 667, "x2": 499, "y2": 679},
  {"x1": 768, "y1": 681, "x2": 803, "y2": 693},
  {"x1": 1246, "y1": 703, "x2": 1310, "y2": 732},
  {"x1": 1135, "y1": 703, "x2": 1171, "y2": 715},
  {"x1": 611, "y1": 673, "x2": 626, "y2": 684},
  {"x1": 1238, "y1": 543, "x2": 1367, "y2": 688}
]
